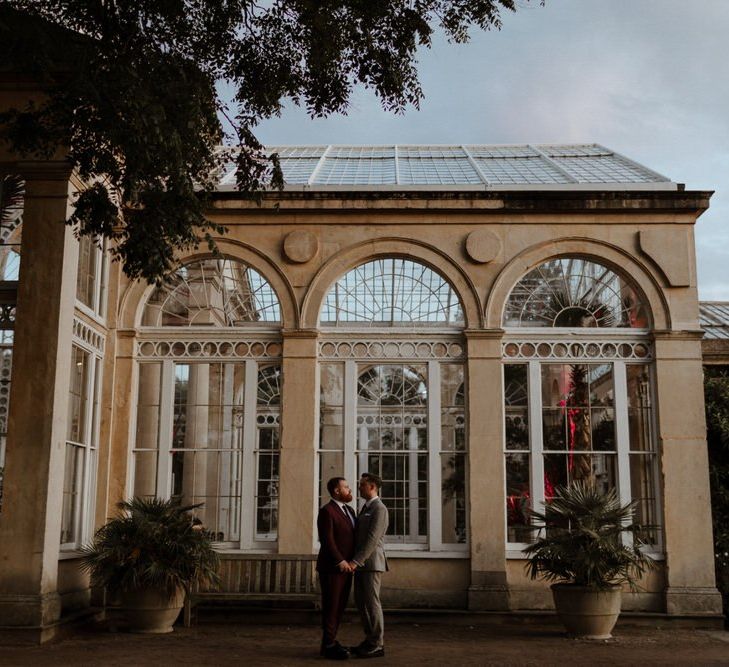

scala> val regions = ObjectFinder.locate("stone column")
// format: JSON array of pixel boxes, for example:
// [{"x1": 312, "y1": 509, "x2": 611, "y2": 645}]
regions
[
  {"x1": 654, "y1": 331, "x2": 723, "y2": 615},
  {"x1": 0, "y1": 164, "x2": 79, "y2": 639},
  {"x1": 465, "y1": 330, "x2": 509, "y2": 610},
  {"x1": 277, "y1": 330, "x2": 318, "y2": 554}
]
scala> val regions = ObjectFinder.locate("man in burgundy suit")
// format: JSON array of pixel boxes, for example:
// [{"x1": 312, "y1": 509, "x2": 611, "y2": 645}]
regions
[{"x1": 317, "y1": 477, "x2": 356, "y2": 660}]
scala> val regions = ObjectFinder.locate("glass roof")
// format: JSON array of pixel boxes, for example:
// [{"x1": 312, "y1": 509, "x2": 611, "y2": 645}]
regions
[
  {"x1": 699, "y1": 301, "x2": 729, "y2": 340},
  {"x1": 215, "y1": 144, "x2": 675, "y2": 191}
]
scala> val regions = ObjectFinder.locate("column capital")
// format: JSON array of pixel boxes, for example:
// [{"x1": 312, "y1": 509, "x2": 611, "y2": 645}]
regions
[
  {"x1": 281, "y1": 328, "x2": 319, "y2": 340},
  {"x1": 652, "y1": 329, "x2": 704, "y2": 342},
  {"x1": 0, "y1": 159, "x2": 73, "y2": 182},
  {"x1": 463, "y1": 328, "x2": 504, "y2": 340}
]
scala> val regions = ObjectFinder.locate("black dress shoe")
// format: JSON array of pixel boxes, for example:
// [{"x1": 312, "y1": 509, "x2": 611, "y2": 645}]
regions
[{"x1": 323, "y1": 643, "x2": 350, "y2": 660}]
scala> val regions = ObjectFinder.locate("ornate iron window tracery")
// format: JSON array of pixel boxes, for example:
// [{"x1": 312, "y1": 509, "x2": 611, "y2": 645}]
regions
[
  {"x1": 142, "y1": 258, "x2": 281, "y2": 327},
  {"x1": 503, "y1": 257, "x2": 649, "y2": 329},
  {"x1": 321, "y1": 258, "x2": 464, "y2": 327}
]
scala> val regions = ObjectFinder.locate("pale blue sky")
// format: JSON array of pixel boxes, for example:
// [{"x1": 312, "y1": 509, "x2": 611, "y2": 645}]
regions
[{"x1": 251, "y1": 0, "x2": 729, "y2": 300}]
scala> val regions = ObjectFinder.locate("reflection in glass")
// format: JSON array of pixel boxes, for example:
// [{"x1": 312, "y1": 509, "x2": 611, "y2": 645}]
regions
[
  {"x1": 60, "y1": 444, "x2": 84, "y2": 544},
  {"x1": 543, "y1": 453, "x2": 617, "y2": 499},
  {"x1": 540, "y1": 364, "x2": 616, "y2": 495},
  {"x1": 506, "y1": 452, "x2": 531, "y2": 543},
  {"x1": 321, "y1": 258, "x2": 464, "y2": 326},
  {"x1": 503, "y1": 256, "x2": 649, "y2": 328},
  {"x1": 441, "y1": 452, "x2": 466, "y2": 544},
  {"x1": 142, "y1": 257, "x2": 281, "y2": 326},
  {"x1": 357, "y1": 364, "x2": 429, "y2": 544},
  {"x1": 132, "y1": 450, "x2": 158, "y2": 498},
  {"x1": 630, "y1": 454, "x2": 659, "y2": 545}
]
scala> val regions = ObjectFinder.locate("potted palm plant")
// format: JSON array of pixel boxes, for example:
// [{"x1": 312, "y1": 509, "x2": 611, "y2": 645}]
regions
[
  {"x1": 80, "y1": 497, "x2": 220, "y2": 633},
  {"x1": 524, "y1": 481, "x2": 654, "y2": 639}
]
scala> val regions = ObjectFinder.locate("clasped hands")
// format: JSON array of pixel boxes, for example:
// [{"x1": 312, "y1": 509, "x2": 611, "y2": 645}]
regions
[{"x1": 337, "y1": 560, "x2": 358, "y2": 574}]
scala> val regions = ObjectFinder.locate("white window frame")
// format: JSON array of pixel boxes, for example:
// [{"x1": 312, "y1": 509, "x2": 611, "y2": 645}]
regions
[
  {"x1": 60, "y1": 340, "x2": 102, "y2": 553},
  {"x1": 317, "y1": 337, "x2": 468, "y2": 555},
  {"x1": 75, "y1": 235, "x2": 108, "y2": 322},
  {"x1": 130, "y1": 354, "x2": 281, "y2": 552},
  {"x1": 502, "y1": 334, "x2": 663, "y2": 559}
]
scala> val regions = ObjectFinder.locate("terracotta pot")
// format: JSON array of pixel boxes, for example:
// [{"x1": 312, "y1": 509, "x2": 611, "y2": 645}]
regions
[
  {"x1": 551, "y1": 583, "x2": 622, "y2": 639},
  {"x1": 121, "y1": 586, "x2": 186, "y2": 634}
]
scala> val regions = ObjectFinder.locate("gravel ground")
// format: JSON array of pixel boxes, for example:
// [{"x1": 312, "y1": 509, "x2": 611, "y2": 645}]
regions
[{"x1": 1, "y1": 620, "x2": 728, "y2": 666}]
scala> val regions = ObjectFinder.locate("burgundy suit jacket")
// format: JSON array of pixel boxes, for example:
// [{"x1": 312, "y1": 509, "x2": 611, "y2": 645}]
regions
[{"x1": 316, "y1": 500, "x2": 356, "y2": 573}]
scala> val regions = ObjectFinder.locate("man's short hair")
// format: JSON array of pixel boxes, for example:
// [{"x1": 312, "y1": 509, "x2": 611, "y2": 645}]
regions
[
  {"x1": 327, "y1": 476, "x2": 346, "y2": 497},
  {"x1": 360, "y1": 472, "x2": 382, "y2": 491}
]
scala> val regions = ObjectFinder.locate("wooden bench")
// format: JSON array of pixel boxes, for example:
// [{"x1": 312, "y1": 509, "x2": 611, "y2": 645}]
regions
[{"x1": 183, "y1": 554, "x2": 318, "y2": 626}]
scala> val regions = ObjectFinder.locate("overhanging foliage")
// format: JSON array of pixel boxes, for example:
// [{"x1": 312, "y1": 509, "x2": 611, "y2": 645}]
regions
[
  {"x1": 704, "y1": 366, "x2": 729, "y2": 616},
  {"x1": 0, "y1": 1, "x2": 542, "y2": 282}
]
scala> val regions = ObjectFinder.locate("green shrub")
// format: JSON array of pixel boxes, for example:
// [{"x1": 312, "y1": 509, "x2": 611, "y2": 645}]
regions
[
  {"x1": 704, "y1": 367, "x2": 729, "y2": 617},
  {"x1": 80, "y1": 497, "x2": 220, "y2": 599},
  {"x1": 524, "y1": 480, "x2": 654, "y2": 590}
]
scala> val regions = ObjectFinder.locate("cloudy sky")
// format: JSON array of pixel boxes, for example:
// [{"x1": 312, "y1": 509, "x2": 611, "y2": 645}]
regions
[{"x1": 252, "y1": 0, "x2": 729, "y2": 300}]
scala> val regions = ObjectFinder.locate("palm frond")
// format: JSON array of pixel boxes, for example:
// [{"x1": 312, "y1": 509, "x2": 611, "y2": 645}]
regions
[
  {"x1": 0, "y1": 175, "x2": 24, "y2": 228},
  {"x1": 524, "y1": 480, "x2": 655, "y2": 590},
  {"x1": 80, "y1": 496, "x2": 220, "y2": 599}
]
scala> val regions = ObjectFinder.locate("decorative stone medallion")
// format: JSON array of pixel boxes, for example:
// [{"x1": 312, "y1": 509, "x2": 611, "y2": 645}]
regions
[
  {"x1": 465, "y1": 230, "x2": 501, "y2": 264},
  {"x1": 283, "y1": 230, "x2": 319, "y2": 263}
]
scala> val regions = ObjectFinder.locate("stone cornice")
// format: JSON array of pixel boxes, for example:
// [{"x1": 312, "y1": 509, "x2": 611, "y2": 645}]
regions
[
  {"x1": 653, "y1": 329, "x2": 705, "y2": 341},
  {"x1": 209, "y1": 190, "x2": 712, "y2": 218}
]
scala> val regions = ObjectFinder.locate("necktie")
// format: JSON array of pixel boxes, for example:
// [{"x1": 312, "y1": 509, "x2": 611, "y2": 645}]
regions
[{"x1": 343, "y1": 505, "x2": 354, "y2": 526}]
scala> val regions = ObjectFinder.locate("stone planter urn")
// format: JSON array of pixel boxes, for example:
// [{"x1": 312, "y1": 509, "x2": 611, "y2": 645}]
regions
[
  {"x1": 121, "y1": 587, "x2": 186, "y2": 634},
  {"x1": 551, "y1": 583, "x2": 622, "y2": 639}
]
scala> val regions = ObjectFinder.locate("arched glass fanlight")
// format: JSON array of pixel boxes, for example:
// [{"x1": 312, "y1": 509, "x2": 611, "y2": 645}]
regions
[
  {"x1": 142, "y1": 257, "x2": 281, "y2": 326},
  {"x1": 503, "y1": 257, "x2": 649, "y2": 329},
  {"x1": 320, "y1": 258, "x2": 464, "y2": 327}
]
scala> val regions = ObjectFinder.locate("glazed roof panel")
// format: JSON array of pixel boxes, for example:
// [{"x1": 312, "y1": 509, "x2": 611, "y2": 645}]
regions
[
  {"x1": 214, "y1": 144, "x2": 677, "y2": 191},
  {"x1": 700, "y1": 302, "x2": 729, "y2": 340}
]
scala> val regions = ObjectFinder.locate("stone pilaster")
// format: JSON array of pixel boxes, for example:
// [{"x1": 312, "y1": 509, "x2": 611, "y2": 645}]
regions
[
  {"x1": 653, "y1": 331, "x2": 722, "y2": 615},
  {"x1": 277, "y1": 329, "x2": 319, "y2": 554},
  {"x1": 0, "y1": 164, "x2": 79, "y2": 638},
  {"x1": 465, "y1": 330, "x2": 510, "y2": 610}
]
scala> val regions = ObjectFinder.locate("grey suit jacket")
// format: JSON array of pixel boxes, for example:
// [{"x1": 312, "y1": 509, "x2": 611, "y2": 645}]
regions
[{"x1": 352, "y1": 497, "x2": 389, "y2": 572}]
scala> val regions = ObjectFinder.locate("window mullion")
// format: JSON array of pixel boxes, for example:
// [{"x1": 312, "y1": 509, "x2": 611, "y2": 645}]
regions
[
  {"x1": 78, "y1": 354, "x2": 95, "y2": 545},
  {"x1": 344, "y1": 360, "x2": 357, "y2": 492},
  {"x1": 427, "y1": 361, "x2": 442, "y2": 551},
  {"x1": 528, "y1": 361, "x2": 545, "y2": 513},
  {"x1": 239, "y1": 359, "x2": 258, "y2": 550},
  {"x1": 157, "y1": 359, "x2": 175, "y2": 500},
  {"x1": 614, "y1": 360, "x2": 633, "y2": 547}
]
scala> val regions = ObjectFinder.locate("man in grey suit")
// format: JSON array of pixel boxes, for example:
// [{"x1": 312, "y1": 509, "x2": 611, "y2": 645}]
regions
[{"x1": 349, "y1": 472, "x2": 389, "y2": 659}]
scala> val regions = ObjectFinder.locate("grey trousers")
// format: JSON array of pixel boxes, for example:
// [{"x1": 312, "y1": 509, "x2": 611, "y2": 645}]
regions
[{"x1": 354, "y1": 571, "x2": 384, "y2": 648}]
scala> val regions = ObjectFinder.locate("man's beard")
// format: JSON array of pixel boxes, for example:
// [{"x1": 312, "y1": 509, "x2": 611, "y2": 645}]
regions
[{"x1": 340, "y1": 491, "x2": 353, "y2": 503}]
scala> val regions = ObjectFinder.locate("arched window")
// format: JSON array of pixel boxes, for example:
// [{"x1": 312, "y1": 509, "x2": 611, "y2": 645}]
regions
[
  {"x1": 133, "y1": 257, "x2": 282, "y2": 550},
  {"x1": 501, "y1": 256, "x2": 659, "y2": 553},
  {"x1": 503, "y1": 257, "x2": 649, "y2": 329},
  {"x1": 320, "y1": 258, "x2": 463, "y2": 326},
  {"x1": 142, "y1": 257, "x2": 281, "y2": 327}
]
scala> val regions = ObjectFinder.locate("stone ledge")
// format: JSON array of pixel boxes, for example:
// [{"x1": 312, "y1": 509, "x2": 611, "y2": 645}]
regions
[{"x1": 0, "y1": 607, "x2": 103, "y2": 646}]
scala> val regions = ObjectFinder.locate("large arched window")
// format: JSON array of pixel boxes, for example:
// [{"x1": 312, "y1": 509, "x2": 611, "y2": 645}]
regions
[
  {"x1": 133, "y1": 257, "x2": 282, "y2": 550},
  {"x1": 320, "y1": 258, "x2": 463, "y2": 326},
  {"x1": 501, "y1": 256, "x2": 659, "y2": 554},
  {"x1": 318, "y1": 257, "x2": 467, "y2": 551},
  {"x1": 503, "y1": 257, "x2": 649, "y2": 329},
  {"x1": 142, "y1": 257, "x2": 281, "y2": 326}
]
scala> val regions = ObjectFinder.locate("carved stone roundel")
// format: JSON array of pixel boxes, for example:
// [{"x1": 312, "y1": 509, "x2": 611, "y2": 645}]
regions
[
  {"x1": 465, "y1": 230, "x2": 501, "y2": 264},
  {"x1": 283, "y1": 230, "x2": 319, "y2": 263}
]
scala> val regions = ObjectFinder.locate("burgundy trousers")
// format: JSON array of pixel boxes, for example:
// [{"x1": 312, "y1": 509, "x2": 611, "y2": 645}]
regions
[{"x1": 319, "y1": 571, "x2": 353, "y2": 646}]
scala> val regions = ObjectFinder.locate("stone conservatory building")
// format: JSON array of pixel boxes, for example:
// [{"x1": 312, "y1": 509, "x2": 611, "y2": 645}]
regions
[{"x1": 0, "y1": 140, "x2": 723, "y2": 640}]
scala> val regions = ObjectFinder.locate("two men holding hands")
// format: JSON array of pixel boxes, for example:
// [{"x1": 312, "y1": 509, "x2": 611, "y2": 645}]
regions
[{"x1": 316, "y1": 473, "x2": 389, "y2": 660}]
